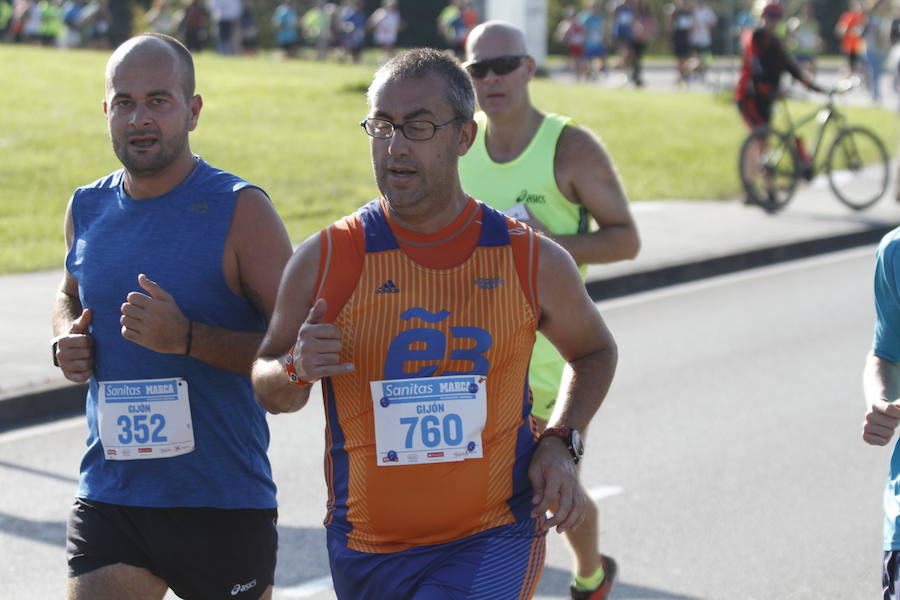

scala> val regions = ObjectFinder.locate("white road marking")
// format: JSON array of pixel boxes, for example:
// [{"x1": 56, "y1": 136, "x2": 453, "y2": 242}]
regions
[
  {"x1": 588, "y1": 485, "x2": 624, "y2": 501},
  {"x1": 275, "y1": 576, "x2": 335, "y2": 598},
  {"x1": 631, "y1": 203, "x2": 665, "y2": 213}
]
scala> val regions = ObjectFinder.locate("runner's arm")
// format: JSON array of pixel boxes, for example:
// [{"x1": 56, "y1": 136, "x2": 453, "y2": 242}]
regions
[
  {"x1": 528, "y1": 236, "x2": 617, "y2": 532},
  {"x1": 253, "y1": 233, "x2": 354, "y2": 414},
  {"x1": 551, "y1": 124, "x2": 640, "y2": 264},
  {"x1": 863, "y1": 240, "x2": 900, "y2": 446},
  {"x1": 536, "y1": 235, "x2": 617, "y2": 434},
  {"x1": 52, "y1": 197, "x2": 94, "y2": 382},
  {"x1": 53, "y1": 197, "x2": 83, "y2": 335},
  {"x1": 773, "y1": 36, "x2": 822, "y2": 91},
  {"x1": 863, "y1": 351, "x2": 900, "y2": 445},
  {"x1": 191, "y1": 187, "x2": 293, "y2": 374},
  {"x1": 118, "y1": 188, "x2": 293, "y2": 375}
]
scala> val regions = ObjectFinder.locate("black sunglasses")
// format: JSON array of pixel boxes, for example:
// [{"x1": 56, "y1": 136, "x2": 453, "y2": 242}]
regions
[{"x1": 463, "y1": 55, "x2": 528, "y2": 79}]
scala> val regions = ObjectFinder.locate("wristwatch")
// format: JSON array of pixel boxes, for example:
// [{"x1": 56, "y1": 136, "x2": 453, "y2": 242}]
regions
[
  {"x1": 51, "y1": 337, "x2": 60, "y2": 367},
  {"x1": 539, "y1": 426, "x2": 584, "y2": 464}
]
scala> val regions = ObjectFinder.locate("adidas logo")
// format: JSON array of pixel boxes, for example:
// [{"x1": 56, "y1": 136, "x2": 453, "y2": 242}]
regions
[{"x1": 375, "y1": 280, "x2": 400, "y2": 294}]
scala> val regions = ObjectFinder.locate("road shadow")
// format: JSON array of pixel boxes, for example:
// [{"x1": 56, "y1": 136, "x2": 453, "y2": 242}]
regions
[
  {"x1": 0, "y1": 511, "x2": 66, "y2": 548},
  {"x1": 0, "y1": 459, "x2": 79, "y2": 485},
  {"x1": 537, "y1": 565, "x2": 703, "y2": 599},
  {"x1": 275, "y1": 524, "x2": 333, "y2": 586}
]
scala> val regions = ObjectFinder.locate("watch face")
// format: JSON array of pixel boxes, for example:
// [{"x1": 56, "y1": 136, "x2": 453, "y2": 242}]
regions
[{"x1": 570, "y1": 429, "x2": 584, "y2": 458}]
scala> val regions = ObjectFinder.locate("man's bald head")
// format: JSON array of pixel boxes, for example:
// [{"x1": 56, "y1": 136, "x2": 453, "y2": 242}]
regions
[
  {"x1": 105, "y1": 34, "x2": 196, "y2": 102},
  {"x1": 465, "y1": 21, "x2": 529, "y2": 61}
]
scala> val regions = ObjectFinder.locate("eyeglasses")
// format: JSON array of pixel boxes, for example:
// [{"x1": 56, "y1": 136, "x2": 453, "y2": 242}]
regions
[
  {"x1": 360, "y1": 116, "x2": 465, "y2": 141},
  {"x1": 463, "y1": 55, "x2": 528, "y2": 79}
]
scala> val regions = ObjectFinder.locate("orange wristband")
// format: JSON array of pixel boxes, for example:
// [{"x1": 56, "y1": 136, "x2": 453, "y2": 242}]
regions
[{"x1": 283, "y1": 345, "x2": 312, "y2": 387}]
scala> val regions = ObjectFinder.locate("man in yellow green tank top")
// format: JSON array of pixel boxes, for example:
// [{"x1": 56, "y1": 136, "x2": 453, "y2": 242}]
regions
[{"x1": 459, "y1": 21, "x2": 640, "y2": 600}]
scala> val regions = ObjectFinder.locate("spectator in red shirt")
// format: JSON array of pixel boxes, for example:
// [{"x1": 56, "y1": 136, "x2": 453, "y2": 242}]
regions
[{"x1": 835, "y1": 0, "x2": 866, "y2": 76}]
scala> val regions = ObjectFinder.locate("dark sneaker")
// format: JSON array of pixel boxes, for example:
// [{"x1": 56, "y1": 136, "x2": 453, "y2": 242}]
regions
[{"x1": 570, "y1": 555, "x2": 618, "y2": 600}]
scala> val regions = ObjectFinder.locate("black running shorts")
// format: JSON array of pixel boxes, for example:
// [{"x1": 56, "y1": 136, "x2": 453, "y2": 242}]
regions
[
  {"x1": 737, "y1": 97, "x2": 772, "y2": 129},
  {"x1": 886, "y1": 551, "x2": 900, "y2": 600},
  {"x1": 66, "y1": 498, "x2": 278, "y2": 599}
]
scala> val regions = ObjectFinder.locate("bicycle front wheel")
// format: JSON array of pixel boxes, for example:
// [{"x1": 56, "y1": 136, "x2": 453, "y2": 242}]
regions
[
  {"x1": 738, "y1": 127, "x2": 799, "y2": 212},
  {"x1": 826, "y1": 126, "x2": 889, "y2": 210}
]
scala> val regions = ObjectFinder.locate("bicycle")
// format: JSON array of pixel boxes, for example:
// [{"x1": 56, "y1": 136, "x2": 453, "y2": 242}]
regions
[{"x1": 738, "y1": 78, "x2": 890, "y2": 213}]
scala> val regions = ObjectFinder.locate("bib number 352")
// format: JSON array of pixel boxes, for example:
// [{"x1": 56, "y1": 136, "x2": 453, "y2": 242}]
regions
[{"x1": 98, "y1": 377, "x2": 195, "y2": 461}]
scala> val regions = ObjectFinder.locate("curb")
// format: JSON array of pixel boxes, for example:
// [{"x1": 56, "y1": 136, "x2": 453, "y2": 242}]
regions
[
  {"x1": 0, "y1": 382, "x2": 86, "y2": 432},
  {"x1": 586, "y1": 225, "x2": 894, "y2": 301}
]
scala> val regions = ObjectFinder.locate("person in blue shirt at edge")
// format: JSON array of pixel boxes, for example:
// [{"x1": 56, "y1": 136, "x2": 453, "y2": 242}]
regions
[
  {"x1": 51, "y1": 33, "x2": 293, "y2": 600},
  {"x1": 862, "y1": 226, "x2": 900, "y2": 600}
]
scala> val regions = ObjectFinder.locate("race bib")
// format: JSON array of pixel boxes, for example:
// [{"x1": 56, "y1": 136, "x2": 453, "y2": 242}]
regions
[
  {"x1": 98, "y1": 378, "x2": 195, "y2": 461},
  {"x1": 504, "y1": 203, "x2": 530, "y2": 221},
  {"x1": 370, "y1": 374, "x2": 487, "y2": 466}
]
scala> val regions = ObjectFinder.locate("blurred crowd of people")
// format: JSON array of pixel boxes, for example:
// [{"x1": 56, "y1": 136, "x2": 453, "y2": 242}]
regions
[
  {"x1": 0, "y1": 0, "x2": 483, "y2": 64},
  {"x1": 832, "y1": 0, "x2": 900, "y2": 102},
  {"x1": 0, "y1": 0, "x2": 122, "y2": 48},
  {"x1": 554, "y1": 0, "x2": 900, "y2": 101},
  {"x1": 5, "y1": 0, "x2": 900, "y2": 103},
  {"x1": 555, "y1": 0, "x2": 716, "y2": 87}
]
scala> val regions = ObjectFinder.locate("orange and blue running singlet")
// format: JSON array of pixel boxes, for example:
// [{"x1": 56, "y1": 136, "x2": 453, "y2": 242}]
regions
[
  {"x1": 316, "y1": 198, "x2": 541, "y2": 551},
  {"x1": 315, "y1": 198, "x2": 546, "y2": 598}
]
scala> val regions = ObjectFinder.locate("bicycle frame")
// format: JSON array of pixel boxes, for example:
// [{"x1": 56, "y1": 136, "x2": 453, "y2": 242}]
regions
[{"x1": 773, "y1": 95, "x2": 847, "y2": 170}]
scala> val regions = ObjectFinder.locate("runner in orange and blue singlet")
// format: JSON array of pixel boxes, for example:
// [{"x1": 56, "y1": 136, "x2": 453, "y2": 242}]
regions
[
  {"x1": 253, "y1": 48, "x2": 618, "y2": 600},
  {"x1": 317, "y1": 197, "x2": 546, "y2": 597}
]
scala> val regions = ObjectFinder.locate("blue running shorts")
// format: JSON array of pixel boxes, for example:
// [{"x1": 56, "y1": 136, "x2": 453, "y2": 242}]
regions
[{"x1": 328, "y1": 518, "x2": 546, "y2": 599}]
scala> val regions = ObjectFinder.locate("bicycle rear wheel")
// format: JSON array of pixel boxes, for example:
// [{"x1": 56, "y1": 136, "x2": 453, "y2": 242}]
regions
[
  {"x1": 738, "y1": 127, "x2": 799, "y2": 213},
  {"x1": 826, "y1": 126, "x2": 889, "y2": 210}
]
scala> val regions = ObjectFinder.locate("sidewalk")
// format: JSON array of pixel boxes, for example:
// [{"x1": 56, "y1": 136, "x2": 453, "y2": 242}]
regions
[{"x1": 2, "y1": 180, "x2": 899, "y2": 429}]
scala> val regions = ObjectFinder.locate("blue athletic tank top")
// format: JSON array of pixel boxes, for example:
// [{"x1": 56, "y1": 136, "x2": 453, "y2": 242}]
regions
[{"x1": 66, "y1": 158, "x2": 276, "y2": 509}]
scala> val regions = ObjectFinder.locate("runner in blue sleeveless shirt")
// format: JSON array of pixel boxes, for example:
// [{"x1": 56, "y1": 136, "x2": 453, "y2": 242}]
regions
[{"x1": 51, "y1": 33, "x2": 293, "y2": 600}]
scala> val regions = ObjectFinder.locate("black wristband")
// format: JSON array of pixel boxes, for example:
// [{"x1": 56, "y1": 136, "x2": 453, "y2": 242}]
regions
[
  {"x1": 51, "y1": 339, "x2": 60, "y2": 367},
  {"x1": 184, "y1": 321, "x2": 193, "y2": 356}
]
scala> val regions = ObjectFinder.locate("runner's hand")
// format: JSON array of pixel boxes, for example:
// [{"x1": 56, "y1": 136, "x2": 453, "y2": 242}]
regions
[
  {"x1": 289, "y1": 298, "x2": 354, "y2": 382},
  {"x1": 528, "y1": 437, "x2": 587, "y2": 533},
  {"x1": 55, "y1": 308, "x2": 94, "y2": 383},
  {"x1": 863, "y1": 398, "x2": 900, "y2": 445},
  {"x1": 120, "y1": 274, "x2": 191, "y2": 354}
]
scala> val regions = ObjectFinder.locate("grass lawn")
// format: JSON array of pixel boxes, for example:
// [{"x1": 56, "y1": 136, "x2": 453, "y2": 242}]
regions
[{"x1": 1, "y1": 44, "x2": 897, "y2": 274}]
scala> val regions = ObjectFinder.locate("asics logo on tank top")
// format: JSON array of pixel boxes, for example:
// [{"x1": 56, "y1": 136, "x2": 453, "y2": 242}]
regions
[{"x1": 516, "y1": 189, "x2": 546, "y2": 204}]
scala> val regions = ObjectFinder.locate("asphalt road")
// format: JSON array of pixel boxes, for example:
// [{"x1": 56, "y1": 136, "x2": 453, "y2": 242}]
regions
[{"x1": 0, "y1": 246, "x2": 891, "y2": 599}]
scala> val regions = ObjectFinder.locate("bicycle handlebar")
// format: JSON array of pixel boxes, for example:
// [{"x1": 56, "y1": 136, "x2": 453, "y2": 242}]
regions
[{"x1": 828, "y1": 76, "x2": 861, "y2": 97}]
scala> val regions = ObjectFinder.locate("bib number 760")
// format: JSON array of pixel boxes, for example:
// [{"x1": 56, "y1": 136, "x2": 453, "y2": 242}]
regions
[{"x1": 399, "y1": 414, "x2": 464, "y2": 448}]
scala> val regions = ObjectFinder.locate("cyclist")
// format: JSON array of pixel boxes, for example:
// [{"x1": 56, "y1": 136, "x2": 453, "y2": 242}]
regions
[
  {"x1": 735, "y1": 3, "x2": 823, "y2": 205},
  {"x1": 735, "y1": 3, "x2": 823, "y2": 131}
]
